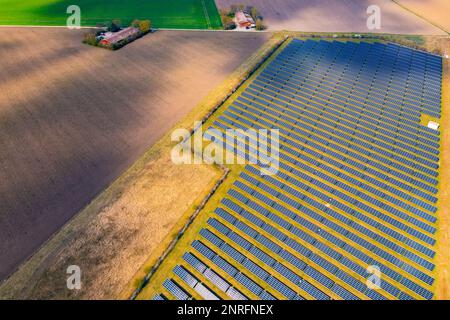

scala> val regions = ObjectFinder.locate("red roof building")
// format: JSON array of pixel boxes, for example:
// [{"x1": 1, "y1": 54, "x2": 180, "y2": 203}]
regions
[
  {"x1": 235, "y1": 11, "x2": 256, "y2": 28},
  {"x1": 100, "y1": 27, "x2": 140, "y2": 46}
]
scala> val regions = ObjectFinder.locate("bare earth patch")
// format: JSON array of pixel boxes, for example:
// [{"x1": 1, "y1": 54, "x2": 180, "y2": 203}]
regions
[
  {"x1": 0, "y1": 27, "x2": 270, "y2": 281},
  {"x1": 216, "y1": 0, "x2": 446, "y2": 34}
]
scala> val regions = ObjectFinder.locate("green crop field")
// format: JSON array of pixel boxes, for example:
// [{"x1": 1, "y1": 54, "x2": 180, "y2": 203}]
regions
[{"x1": 0, "y1": 0, "x2": 222, "y2": 29}]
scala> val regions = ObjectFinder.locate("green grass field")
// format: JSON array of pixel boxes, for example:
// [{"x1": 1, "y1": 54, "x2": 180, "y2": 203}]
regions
[{"x1": 0, "y1": 0, "x2": 222, "y2": 29}]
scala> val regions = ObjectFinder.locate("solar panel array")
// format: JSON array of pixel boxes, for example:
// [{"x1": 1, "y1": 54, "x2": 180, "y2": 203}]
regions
[{"x1": 153, "y1": 39, "x2": 442, "y2": 300}]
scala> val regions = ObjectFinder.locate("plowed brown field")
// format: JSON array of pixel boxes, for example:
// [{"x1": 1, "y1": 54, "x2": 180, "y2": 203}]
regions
[
  {"x1": 395, "y1": 0, "x2": 450, "y2": 33},
  {"x1": 0, "y1": 27, "x2": 270, "y2": 281},
  {"x1": 216, "y1": 0, "x2": 446, "y2": 34}
]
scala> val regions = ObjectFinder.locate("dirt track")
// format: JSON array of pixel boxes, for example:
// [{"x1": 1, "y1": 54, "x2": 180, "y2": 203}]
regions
[
  {"x1": 0, "y1": 28, "x2": 270, "y2": 281},
  {"x1": 216, "y1": 0, "x2": 446, "y2": 35}
]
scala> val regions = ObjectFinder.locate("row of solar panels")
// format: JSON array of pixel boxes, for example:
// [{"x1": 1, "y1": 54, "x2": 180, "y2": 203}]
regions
[
  {"x1": 153, "y1": 39, "x2": 440, "y2": 300},
  {"x1": 206, "y1": 127, "x2": 436, "y2": 260},
  {"x1": 340, "y1": 40, "x2": 441, "y2": 66},
  {"x1": 278, "y1": 40, "x2": 441, "y2": 113},
  {"x1": 212, "y1": 188, "x2": 432, "y2": 299},
  {"x1": 249, "y1": 80, "x2": 440, "y2": 160},
  {"x1": 285, "y1": 40, "x2": 442, "y2": 78},
  {"x1": 259, "y1": 74, "x2": 440, "y2": 130},
  {"x1": 217, "y1": 180, "x2": 433, "y2": 298},
  {"x1": 157, "y1": 202, "x2": 404, "y2": 299},
  {"x1": 166, "y1": 195, "x2": 421, "y2": 300},
  {"x1": 258, "y1": 60, "x2": 438, "y2": 140},
  {"x1": 155, "y1": 252, "x2": 250, "y2": 301},
  {"x1": 268, "y1": 65, "x2": 441, "y2": 111},
  {"x1": 173, "y1": 265, "x2": 221, "y2": 300},
  {"x1": 201, "y1": 224, "x2": 340, "y2": 300},
  {"x1": 230, "y1": 168, "x2": 435, "y2": 277},
  {"x1": 228, "y1": 94, "x2": 439, "y2": 188},
  {"x1": 312, "y1": 65, "x2": 442, "y2": 94},
  {"x1": 236, "y1": 90, "x2": 439, "y2": 184},
  {"x1": 263, "y1": 63, "x2": 441, "y2": 118},
  {"x1": 191, "y1": 240, "x2": 279, "y2": 300},
  {"x1": 277, "y1": 48, "x2": 442, "y2": 95},
  {"x1": 163, "y1": 279, "x2": 192, "y2": 300},
  {"x1": 217, "y1": 99, "x2": 438, "y2": 201},
  {"x1": 244, "y1": 84, "x2": 439, "y2": 165},
  {"x1": 221, "y1": 102, "x2": 437, "y2": 213},
  {"x1": 204, "y1": 129, "x2": 434, "y2": 276},
  {"x1": 271, "y1": 47, "x2": 441, "y2": 117},
  {"x1": 266, "y1": 63, "x2": 441, "y2": 119},
  {"x1": 182, "y1": 252, "x2": 248, "y2": 300},
  {"x1": 252, "y1": 75, "x2": 440, "y2": 148},
  {"x1": 279, "y1": 43, "x2": 442, "y2": 92},
  {"x1": 209, "y1": 120, "x2": 437, "y2": 248}
]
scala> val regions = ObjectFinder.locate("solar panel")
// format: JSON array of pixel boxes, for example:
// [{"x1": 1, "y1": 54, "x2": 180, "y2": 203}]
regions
[
  {"x1": 163, "y1": 279, "x2": 190, "y2": 300},
  {"x1": 154, "y1": 40, "x2": 441, "y2": 301},
  {"x1": 152, "y1": 294, "x2": 166, "y2": 301}
]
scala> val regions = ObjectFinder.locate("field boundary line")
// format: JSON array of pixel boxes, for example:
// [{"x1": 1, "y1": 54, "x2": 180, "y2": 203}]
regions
[
  {"x1": 391, "y1": 0, "x2": 449, "y2": 35},
  {"x1": 156, "y1": 27, "x2": 271, "y2": 33},
  {"x1": 0, "y1": 25, "x2": 97, "y2": 29},
  {"x1": 0, "y1": 25, "x2": 273, "y2": 33},
  {"x1": 201, "y1": 0, "x2": 212, "y2": 29}
]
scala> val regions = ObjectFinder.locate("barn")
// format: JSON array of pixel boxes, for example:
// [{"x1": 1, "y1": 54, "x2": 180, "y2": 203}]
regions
[
  {"x1": 100, "y1": 27, "x2": 140, "y2": 46},
  {"x1": 235, "y1": 11, "x2": 256, "y2": 29}
]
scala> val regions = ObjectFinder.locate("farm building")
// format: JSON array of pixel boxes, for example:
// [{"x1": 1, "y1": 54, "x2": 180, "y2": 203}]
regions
[
  {"x1": 235, "y1": 11, "x2": 256, "y2": 29},
  {"x1": 100, "y1": 27, "x2": 140, "y2": 46},
  {"x1": 428, "y1": 121, "x2": 440, "y2": 131}
]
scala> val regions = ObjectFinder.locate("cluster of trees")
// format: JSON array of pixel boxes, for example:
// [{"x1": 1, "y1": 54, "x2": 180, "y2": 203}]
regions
[
  {"x1": 109, "y1": 19, "x2": 122, "y2": 32},
  {"x1": 219, "y1": 4, "x2": 266, "y2": 31},
  {"x1": 83, "y1": 19, "x2": 152, "y2": 50},
  {"x1": 219, "y1": 10, "x2": 236, "y2": 30},
  {"x1": 131, "y1": 19, "x2": 152, "y2": 33},
  {"x1": 255, "y1": 19, "x2": 265, "y2": 31},
  {"x1": 83, "y1": 32, "x2": 99, "y2": 46},
  {"x1": 107, "y1": 19, "x2": 152, "y2": 33}
]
